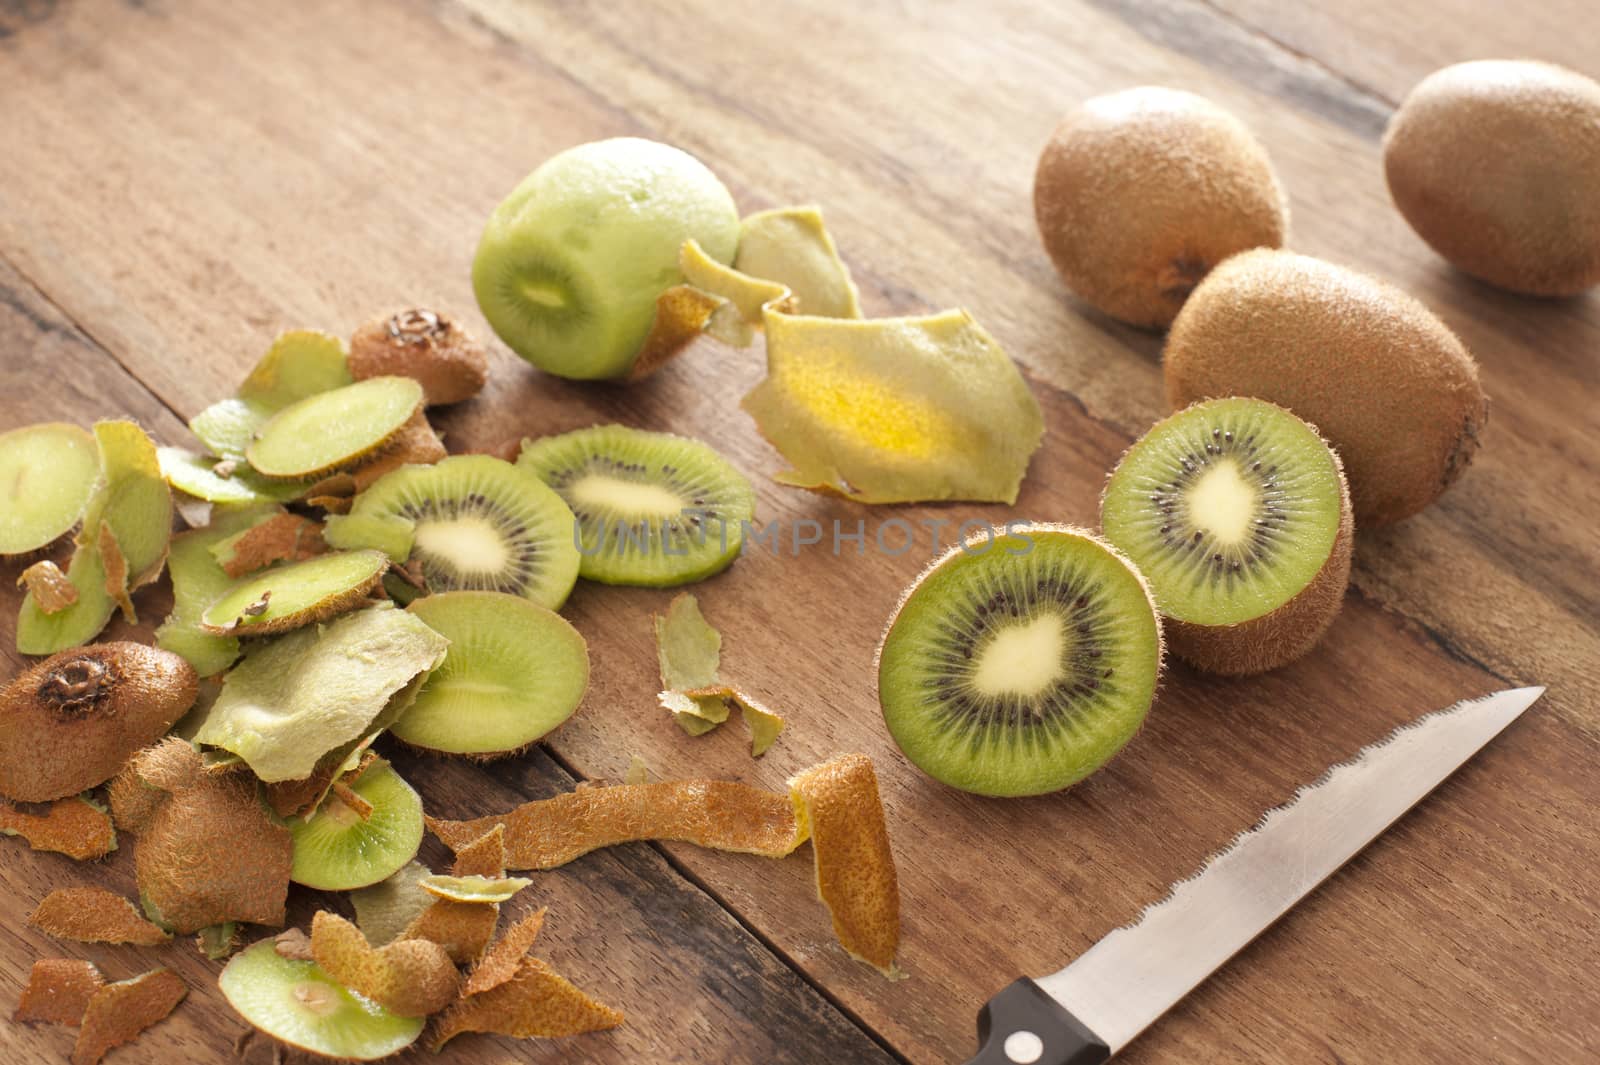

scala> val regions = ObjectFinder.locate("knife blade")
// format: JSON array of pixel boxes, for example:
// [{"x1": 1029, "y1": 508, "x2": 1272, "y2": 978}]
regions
[{"x1": 964, "y1": 685, "x2": 1544, "y2": 1065}]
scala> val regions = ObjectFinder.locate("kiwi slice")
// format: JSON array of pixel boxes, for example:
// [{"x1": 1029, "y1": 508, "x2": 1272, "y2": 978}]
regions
[
  {"x1": 218, "y1": 940, "x2": 424, "y2": 1061},
  {"x1": 876, "y1": 524, "x2": 1163, "y2": 797},
  {"x1": 517, "y1": 425, "x2": 755, "y2": 586},
  {"x1": 290, "y1": 759, "x2": 425, "y2": 891},
  {"x1": 397, "y1": 591, "x2": 589, "y2": 756},
  {"x1": 324, "y1": 455, "x2": 579, "y2": 610},
  {"x1": 191, "y1": 330, "x2": 353, "y2": 461},
  {"x1": 1100, "y1": 397, "x2": 1352, "y2": 675},
  {"x1": 245, "y1": 376, "x2": 424, "y2": 481},
  {"x1": 158, "y1": 446, "x2": 304, "y2": 506},
  {"x1": 472, "y1": 137, "x2": 741, "y2": 380},
  {"x1": 200, "y1": 550, "x2": 390, "y2": 636},
  {"x1": 0, "y1": 423, "x2": 98, "y2": 556}
]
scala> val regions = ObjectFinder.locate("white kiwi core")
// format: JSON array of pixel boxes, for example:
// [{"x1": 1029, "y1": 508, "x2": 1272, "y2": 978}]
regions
[
  {"x1": 569, "y1": 474, "x2": 685, "y2": 517},
  {"x1": 970, "y1": 613, "x2": 1067, "y2": 698},
  {"x1": 414, "y1": 517, "x2": 510, "y2": 575},
  {"x1": 1187, "y1": 460, "x2": 1258, "y2": 546}
]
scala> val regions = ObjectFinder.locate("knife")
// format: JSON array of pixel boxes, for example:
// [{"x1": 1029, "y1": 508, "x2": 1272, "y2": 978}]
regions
[{"x1": 964, "y1": 685, "x2": 1544, "y2": 1065}]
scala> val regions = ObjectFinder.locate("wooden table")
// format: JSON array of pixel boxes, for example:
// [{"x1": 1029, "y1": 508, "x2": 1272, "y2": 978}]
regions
[{"x1": 2, "y1": 2, "x2": 1596, "y2": 1062}]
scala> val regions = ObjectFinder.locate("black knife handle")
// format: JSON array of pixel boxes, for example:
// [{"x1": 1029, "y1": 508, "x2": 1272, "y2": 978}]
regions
[{"x1": 964, "y1": 978, "x2": 1112, "y2": 1065}]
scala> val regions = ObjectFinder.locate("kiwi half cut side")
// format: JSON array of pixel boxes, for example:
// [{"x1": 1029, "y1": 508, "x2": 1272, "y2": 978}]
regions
[
  {"x1": 200, "y1": 550, "x2": 390, "y2": 636},
  {"x1": 290, "y1": 759, "x2": 425, "y2": 891},
  {"x1": 876, "y1": 524, "x2": 1163, "y2": 797},
  {"x1": 398, "y1": 591, "x2": 589, "y2": 756},
  {"x1": 0, "y1": 423, "x2": 99, "y2": 557},
  {"x1": 1101, "y1": 397, "x2": 1352, "y2": 675},
  {"x1": 517, "y1": 425, "x2": 755, "y2": 587},
  {"x1": 246, "y1": 376, "x2": 424, "y2": 481},
  {"x1": 324, "y1": 454, "x2": 580, "y2": 611}
]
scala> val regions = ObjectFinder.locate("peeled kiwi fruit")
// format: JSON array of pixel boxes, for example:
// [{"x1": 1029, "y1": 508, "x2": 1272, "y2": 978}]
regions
[
  {"x1": 1101, "y1": 398, "x2": 1352, "y2": 675},
  {"x1": 398, "y1": 591, "x2": 589, "y2": 756},
  {"x1": 1164, "y1": 249, "x2": 1487, "y2": 526},
  {"x1": 199, "y1": 549, "x2": 390, "y2": 636},
  {"x1": 1034, "y1": 86, "x2": 1288, "y2": 329},
  {"x1": 325, "y1": 454, "x2": 580, "y2": 610},
  {"x1": 246, "y1": 376, "x2": 424, "y2": 481},
  {"x1": 289, "y1": 758, "x2": 425, "y2": 891},
  {"x1": 348, "y1": 308, "x2": 489, "y2": 406},
  {"x1": 1384, "y1": 60, "x2": 1600, "y2": 296},
  {"x1": 219, "y1": 940, "x2": 424, "y2": 1061},
  {"x1": 473, "y1": 137, "x2": 741, "y2": 379},
  {"x1": 517, "y1": 424, "x2": 756, "y2": 586},
  {"x1": 0, "y1": 643, "x2": 198, "y2": 802},
  {"x1": 0, "y1": 423, "x2": 99, "y2": 557},
  {"x1": 876, "y1": 524, "x2": 1163, "y2": 797}
]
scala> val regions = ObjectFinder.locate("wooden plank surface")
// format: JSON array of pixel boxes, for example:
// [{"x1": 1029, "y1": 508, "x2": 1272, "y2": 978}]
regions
[{"x1": 1, "y1": 1, "x2": 1597, "y2": 1063}]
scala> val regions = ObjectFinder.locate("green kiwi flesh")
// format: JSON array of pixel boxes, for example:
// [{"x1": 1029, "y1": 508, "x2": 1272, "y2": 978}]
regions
[
  {"x1": 190, "y1": 330, "x2": 352, "y2": 461},
  {"x1": 0, "y1": 423, "x2": 98, "y2": 556},
  {"x1": 324, "y1": 455, "x2": 580, "y2": 610},
  {"x1": 472, "y1": 137, "x2": 740, "y2": 380},
  {"x1": 219, "y1": 940, "x2": 424, "y2": 1060},
  {"x1": 1101, "y1": 398, "x2": 1345, "y2": 625},
  {"x1": 200, "y1": 549, "x2": 390, "y2": 636},
  {"x1": 158, "y1": 447, "x2": 305, "y2": 506},
  {"x1": 517, "y1": 424, "x2": 755, "y2": 586},
  {"x1": 876, "y1": 524, "x2": 1163, "y2": 797},
  {"x1": 398, "y1": 591, "x2": 589, "y2": 756},
  {"x1": 289, "y1": 759, "x2": 425, "y2": 890},
  {"x1": 246, "y1": 376, "x2": 424, "y2": 480}
]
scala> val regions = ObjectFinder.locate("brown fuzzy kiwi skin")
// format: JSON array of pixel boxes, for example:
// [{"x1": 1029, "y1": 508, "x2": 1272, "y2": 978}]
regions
[
  {"x1": 1033, "y1": 86, "x2": 1288, "y2": 330},
  {"x1": 349, "y1": 308, "x2": 489, "y2": 406},
  {"x1": 1383, "y1": 60, "x2": 1600, "y2": 297},
  {"x1": 0, "y1": 644, "x2": 199, "y2": 803},
  {"x1": 1163, "y1": 249, "x2": 1488, "y2": 527},
  {"x1": 1152, "y1": 445, "x2": 1354, "y2": 676}
]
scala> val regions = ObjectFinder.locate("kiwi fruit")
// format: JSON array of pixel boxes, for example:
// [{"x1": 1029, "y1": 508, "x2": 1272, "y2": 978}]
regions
[
  {"x1": 199, "y1": 549, "x2": 390, "y2": 636},
  {"x1": 0, "y1": 643, "x2": 198, "y2": 802},
  {"x1": 1384, "y1": 60, "x2": 1600, "y2": 296},
  {"x1": 290, "y1": 758, "x2": 425, "y2": 891},
  {"x1": 190, "y1": 330, "x2": 353, "y2": 461},
  {"x1": 245, "y1": 376, "x2": 424, "y2": 481},
  {"x1": 517, "y1": 425, "x2": 756, "y2": 586},
  {"x1": 875, "y1": 524, "x2": 1163, "y2": 797},
  {"x1": 398, "y1": 591, "x2": 589, "y2": 756},
  {"x1": 1033, "y1": 87, "x2": 1288, "y2": 329},
  {"x1": 348, "y1": 308, "x2": 489, "y2": 405},
  {"x1": 0, "y1": 422, "x2": 99, "y2": 556},
  {"x1": 1164, "y1": 250, "x2": 1487, "y2": 526},
  {"x1": 1101, "y1": 398, "x2": 1352, "y2": 675},
  {"x1": 473, "y1": 137, "x2": 741, "y2": 380},
  {"x1": 325, "y1": 454, "x2": 580, "y2": 610},
  {"x1": 218, "y1": 940, "x2": 425, "y2": 1061},
  {"x1": 157, "y1": 446, "x2": 305, "y2": 506}
]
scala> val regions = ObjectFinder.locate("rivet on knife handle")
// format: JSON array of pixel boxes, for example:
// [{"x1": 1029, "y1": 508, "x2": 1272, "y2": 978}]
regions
[{"x1": 966, "y1": 978, "x2": 1110, "y2": 1065}]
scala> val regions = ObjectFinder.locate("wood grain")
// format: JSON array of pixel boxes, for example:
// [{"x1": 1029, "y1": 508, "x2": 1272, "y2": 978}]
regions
[{"x1": 1, "y1": 1, "x2": 1596, "y2": 1063}]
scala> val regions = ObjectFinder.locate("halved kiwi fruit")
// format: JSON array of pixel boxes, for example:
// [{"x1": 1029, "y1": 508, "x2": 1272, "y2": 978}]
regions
[
  {"x1": 324, "y1": 454, "x2": 580, "y2": 610},
  {"x1": 472, "y1": 137, "x2": 741, "y2": 380},
  {"x1": 1101, "y1": 397, "x2": 1352, "y2": 675},
  {"x1": 246, "y1": 376, "x2": 424, "y2": 481},
  {"x1": 218, "y1": 940, "x2": 424, "y2": 1061},
  {"x1": 0, "y1": 423, "x2": 98, "y2": 556},
  {"x1": 517, "y1": 425, "x2": 755, "y2": 586},
  {"x1": 398, "y1": 591, "x2": 589, "y2": 756},
  {"x1": 200, "y1": 550, "x2": 390, "y2": 636},
  {"x1": 289, "y1": 758, "x2": 425, "y2": 891},
  {"x1": 876, "y1": 524, "x2": 1163, "y2": 797}
]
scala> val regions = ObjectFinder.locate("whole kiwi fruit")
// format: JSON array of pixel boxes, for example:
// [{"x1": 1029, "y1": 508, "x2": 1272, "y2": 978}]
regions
[
  {"x1": 1033, "y1": 86, "x2": 1288, "y2": 329},
  {"x1": 1384, "y1": 60, "x2": 1600, "y2": 296},
  {"x1": 1164, "y1": 249, "x2": 1487, "y2": 527}
]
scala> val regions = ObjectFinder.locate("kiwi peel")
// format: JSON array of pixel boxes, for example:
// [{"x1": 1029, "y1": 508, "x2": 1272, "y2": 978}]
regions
[
  {"x1": 189, "y1": 330, "x2": 353, "y2": 461},
  {"x1": 653, "y1": 593, "x2": 786, "y2": 754},
  {"x1": 193, "y1": 603, "x2": 448, "y2": 782},
  {"x1": 245, "y1": 376, "x2": 424, "y2": 481},
  {"x1": 156, "y1": 505, "x2": 281, "y2": 677},
  {"x1": 0, "y1": 422, "x2": 99, "y2": 557},
  {"x1": 397, "y1": 591, "x2": 589, "y2": 757},
  {"x1": 199, "y1": 549, "x2": 390, "y2": 636},
  {"x1": 1102, "y1": 397, "x2": 1353, "y2": 675},
  {"x1": 876, "y1": 523, "x2": 1164, "y2": 797},
  {"x1": 517, "y1": 425, "x2": 757, "y2": 587},
  {"x1": 290, "y1": 757, "x2": 425, "y2": 891}
]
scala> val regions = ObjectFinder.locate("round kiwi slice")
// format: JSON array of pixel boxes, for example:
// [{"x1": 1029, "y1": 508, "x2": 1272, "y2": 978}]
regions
[
  {"x1": 876, "y1": 524, "x2": 1162, "y2": 797},
  {"x1": 324, "y1": 455, "x2": 580, "y2": 610},
  {"x1": 1101, "y1": 397, "x2": 1352, "y2": 676},
  {"x1": 472, "y1": 137, "x2": 740, "y2": 380},
  {"x1": 200, "y1": 550, "x2": 390, "y2": 636},
  {"x1": 517, "y1": 425, "x2": 755, "y2": 586},
  {"x1": 219, "y1": 940, "x2": 424, "y2": 1061},
  {"x1": 398, "y1": 591, "x2": 589, "y2": 756},
  {"x1": 246, "y1": 376, "x2": 424, "y2": 481},
  {"x1": 289, "y1": 759, "x2": 424, "y2": 891},
  {"x1": 0, "y1": 423, "x2": 98, "y2": 556}
]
